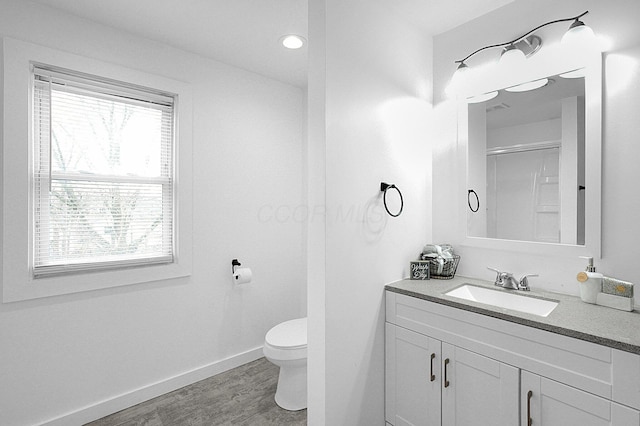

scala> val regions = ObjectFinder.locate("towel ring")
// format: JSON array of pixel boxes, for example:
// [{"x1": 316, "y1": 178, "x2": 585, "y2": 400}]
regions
[
  {"x1": 468, "y1": 189, "x2": 479, "y2": 213},
  {"x1": 381, "y1": 182, "x2": 403, "y2": 217}
]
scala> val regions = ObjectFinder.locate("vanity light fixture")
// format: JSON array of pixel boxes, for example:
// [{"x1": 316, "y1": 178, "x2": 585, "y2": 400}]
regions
[
  {"x1": 280, "y1": 34, "x2": 306, "y2": 49},
  {"x1": 561, "y1": 16, "x2": 596, "y2": 46},
  {"x1": 452, "y1": 11, "x2": 594, "y2": 87}
]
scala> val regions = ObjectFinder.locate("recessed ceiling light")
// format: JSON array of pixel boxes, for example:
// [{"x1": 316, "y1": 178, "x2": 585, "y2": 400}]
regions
[{"x1": 280, "y1": 35, "x2": 306, "y2": 49}]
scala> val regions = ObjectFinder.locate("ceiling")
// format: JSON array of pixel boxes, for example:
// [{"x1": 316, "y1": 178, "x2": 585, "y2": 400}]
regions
[
  {"x1": 32, "y1": 0, "x2": 513, "y2": 88},
  {"x1": 486, "y1": 74, "x2": 585, "y2": 129}
]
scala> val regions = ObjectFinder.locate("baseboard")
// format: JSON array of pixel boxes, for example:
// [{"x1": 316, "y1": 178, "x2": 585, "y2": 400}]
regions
[{"x1": 42, "y1": 346, "x2": 264, "y2": 426}]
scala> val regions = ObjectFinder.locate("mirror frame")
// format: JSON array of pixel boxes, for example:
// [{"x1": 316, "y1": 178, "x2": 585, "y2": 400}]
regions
[{"x1": 456, "y1": 45, "x2": 602, "y2": 258}]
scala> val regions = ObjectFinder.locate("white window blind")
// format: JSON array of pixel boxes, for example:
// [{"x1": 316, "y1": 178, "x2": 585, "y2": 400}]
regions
[{"x1": 32, "y1": 65, "x2": 175, "y2": 277}]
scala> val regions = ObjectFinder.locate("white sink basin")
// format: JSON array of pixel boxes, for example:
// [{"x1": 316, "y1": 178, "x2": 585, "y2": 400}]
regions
[{"x1": 445, "y1": 284, "x2": 558, "y2": 317}]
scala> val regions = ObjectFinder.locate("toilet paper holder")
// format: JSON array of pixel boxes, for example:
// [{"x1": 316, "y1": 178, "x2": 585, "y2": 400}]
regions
[
  {"x1": 232, "y1": 259, "x2": 241, "y2": 274},
  {"x1": 231, "y1": 259, "x2": 253, "y2": 284}
]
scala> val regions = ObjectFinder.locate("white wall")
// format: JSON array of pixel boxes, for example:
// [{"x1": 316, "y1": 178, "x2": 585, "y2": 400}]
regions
[
  {"x1": 308, "y1": 0, "x2": 433, "y2": 424},
  {"x1": 0, "y1": 1, "x2": 305, "y2": 425},
  {"x1": 306, "y1": 0, "x2": 327, "y2": 423},
  {"x1": 433, "y1": 0, "x2": 640, "y2": 295}
]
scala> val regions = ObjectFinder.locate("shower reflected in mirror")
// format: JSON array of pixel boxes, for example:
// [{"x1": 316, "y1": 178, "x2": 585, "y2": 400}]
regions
[{"x1": 467, "y1": 73, "x2": 585, "y2": 244}]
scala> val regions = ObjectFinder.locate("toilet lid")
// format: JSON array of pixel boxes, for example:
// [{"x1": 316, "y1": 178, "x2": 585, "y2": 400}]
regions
[{"x1": 265, "y1": 317, "x2": 307, "y2": 349}]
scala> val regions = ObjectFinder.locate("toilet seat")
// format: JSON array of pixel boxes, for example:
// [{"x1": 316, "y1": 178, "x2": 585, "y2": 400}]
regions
[
  {"x1": 264, "y1": 318, "x2": 307, "y2": 361},
  {"x1": 265, "y1": 318, "x2": 307, "y2": 349}
]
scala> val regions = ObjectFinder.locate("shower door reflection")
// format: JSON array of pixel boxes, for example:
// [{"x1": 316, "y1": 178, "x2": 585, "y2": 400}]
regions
[{"x1": 487, "y1": 146, "x2": 561, "y2": 243}]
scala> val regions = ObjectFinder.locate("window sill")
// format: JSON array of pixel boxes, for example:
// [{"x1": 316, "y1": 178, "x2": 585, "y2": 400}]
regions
[{"x1": 3, "y1": 261, "x2": 192, "y2": 303}]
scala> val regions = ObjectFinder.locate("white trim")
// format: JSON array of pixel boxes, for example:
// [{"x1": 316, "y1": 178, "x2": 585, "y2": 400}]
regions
[
  {"x1": 486, "y1": 140, "x2": 560, "y2": 156},
  {"x1": 32, "y1": 255, "x2": 174, "y2": 277},
  {"x1": 2, "y1": 37, "x2": 193, "y2": 302},
  {"x1": 41, "y1": 347, "x2": 265, "y2": 426}
]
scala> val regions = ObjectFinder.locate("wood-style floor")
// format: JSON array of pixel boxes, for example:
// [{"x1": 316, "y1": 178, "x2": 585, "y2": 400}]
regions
[{"x1": 85, "y1": 357, "x2": 307, "y2": 426}]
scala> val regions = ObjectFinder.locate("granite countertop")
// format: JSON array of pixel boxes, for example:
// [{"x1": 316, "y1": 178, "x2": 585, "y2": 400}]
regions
[{"x1": 386, "y1": 276, "x2": 640, "y2": 355}]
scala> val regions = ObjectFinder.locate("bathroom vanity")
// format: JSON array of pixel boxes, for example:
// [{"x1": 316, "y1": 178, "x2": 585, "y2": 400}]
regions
[{"x1": 385, "y1": 277, "x2": 640, "y2": 426}]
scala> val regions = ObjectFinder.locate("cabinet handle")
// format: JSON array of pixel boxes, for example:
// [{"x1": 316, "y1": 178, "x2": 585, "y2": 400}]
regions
[
  {"x1": 430, "y1": 353, "x2": 436, "y2": 382},
  {"x1": 444, "y1": 358, "x2": 450, "y2": 388},
  {"x1": 527, "y1": 390, "x2": 533, "y2": 426}
]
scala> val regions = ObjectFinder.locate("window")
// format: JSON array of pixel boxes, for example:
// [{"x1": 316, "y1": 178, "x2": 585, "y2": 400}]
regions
[
  {"x1": 31, "y1": 65, "x2": 175, "y2": 277},
  {"x1": 3, "y1": 38, "x2": 191, "y2": 302}
]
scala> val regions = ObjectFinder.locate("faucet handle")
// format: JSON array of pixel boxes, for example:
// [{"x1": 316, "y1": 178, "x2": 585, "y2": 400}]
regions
[
  {"x1": 488, "y1": 267, "x2": 504, "y2": 286},
  {"x1": 519, "y1": 274, "x2": 538, "y2": 291}
]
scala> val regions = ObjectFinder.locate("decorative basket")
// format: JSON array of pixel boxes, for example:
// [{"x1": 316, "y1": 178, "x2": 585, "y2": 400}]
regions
[{"x1": 419, "y1": 254, "x2": 460, "y2": 280}]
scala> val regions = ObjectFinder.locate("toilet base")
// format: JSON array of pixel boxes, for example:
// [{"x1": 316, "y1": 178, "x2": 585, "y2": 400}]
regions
[{"x1": 274, "y1": 362, "x2": 307, "y2": 411}]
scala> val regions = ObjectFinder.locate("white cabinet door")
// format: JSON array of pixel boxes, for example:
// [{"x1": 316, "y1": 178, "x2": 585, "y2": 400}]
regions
[
  {"x1": 386, "y1": 323, "x2": 442, "y2": 426},
  {"x1": 441, "y1": 343, "x2": 519, "y2": 426},
  {"x1": 522, "y1": 371, "x2": 640, "y2": 426}
]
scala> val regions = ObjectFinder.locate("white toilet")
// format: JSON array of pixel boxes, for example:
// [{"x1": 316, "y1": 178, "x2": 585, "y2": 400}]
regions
[{"x1": 263, "y1": 317, "x2": 307, "y2": 411}]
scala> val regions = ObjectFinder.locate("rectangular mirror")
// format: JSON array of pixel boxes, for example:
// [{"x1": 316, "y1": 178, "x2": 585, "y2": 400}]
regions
[
  {"x1": 457, "y1": 46, "x2": 602, "y2": 257},
  {"x1": 467, "y1": 73, "x2": 585, "y2": 245}
]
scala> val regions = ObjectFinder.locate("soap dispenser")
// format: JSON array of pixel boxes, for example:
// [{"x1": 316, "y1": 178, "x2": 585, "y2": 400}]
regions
[{"x1": 576, "y1": 256, "x2": 603, "y2": 304}]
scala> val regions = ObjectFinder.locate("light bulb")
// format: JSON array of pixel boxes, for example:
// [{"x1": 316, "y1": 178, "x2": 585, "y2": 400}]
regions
[
  {"x1": 499, "y1": 45, "x2": 526, "y2": 68},
  {"x1": 451, "y1": 62, "x2": 469, "y2": 85},
  {"x1": 561, "y1": 20, "x2": 595, "y2": 46},
  {"x1": 446, "y1": 62, "x2": 469, "y2": 98}
]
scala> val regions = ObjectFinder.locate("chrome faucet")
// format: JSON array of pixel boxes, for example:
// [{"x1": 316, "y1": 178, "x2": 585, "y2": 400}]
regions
[
  {"x1": 518, "y1": 274, "x2": 538, "y2": 291},
  {"x1": 488, "y1": 267, "x2": 538, "y2": 291}
]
